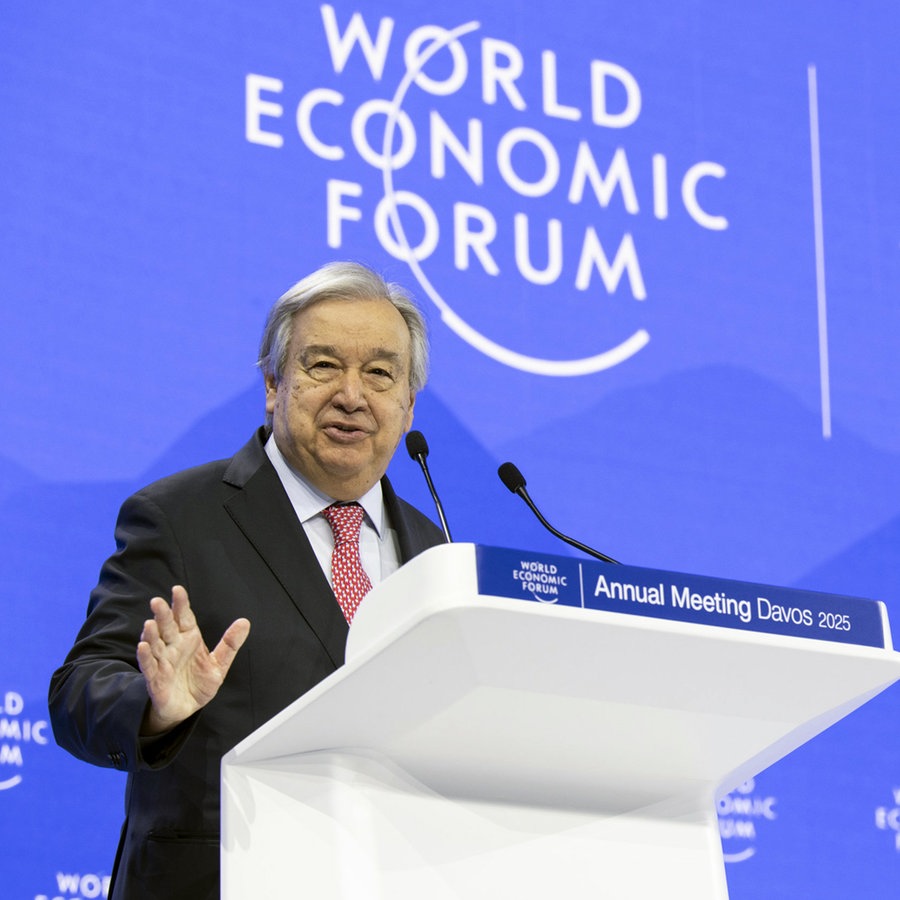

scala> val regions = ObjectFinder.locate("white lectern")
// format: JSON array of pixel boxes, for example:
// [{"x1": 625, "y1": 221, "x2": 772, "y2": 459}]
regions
[{"x1": 222, "y1": 544, "x2": 900, "y2": 899}]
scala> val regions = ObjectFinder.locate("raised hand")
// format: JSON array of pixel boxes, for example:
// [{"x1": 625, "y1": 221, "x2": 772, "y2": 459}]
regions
[{"x1": 136, "y1": 585, "x2": 251, "y2": 735}]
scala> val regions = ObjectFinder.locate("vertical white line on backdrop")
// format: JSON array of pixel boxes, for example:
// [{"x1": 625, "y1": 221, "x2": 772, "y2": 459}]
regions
[{"x1": 808, "y1": 64, "x2": 832, "y2": 439}]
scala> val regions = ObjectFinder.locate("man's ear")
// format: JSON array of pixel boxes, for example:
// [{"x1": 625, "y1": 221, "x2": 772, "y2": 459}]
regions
[{"x1": 265, "y1": 373, "x2": 278, "y2": 415}]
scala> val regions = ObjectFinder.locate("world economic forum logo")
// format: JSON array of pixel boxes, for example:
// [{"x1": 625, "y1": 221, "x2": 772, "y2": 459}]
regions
[
  {"x1": 0, "y1": 690, "x2": 50, "y2": 791},
  {"x1": 874, "y1": 786, "x2": 900, "y2": 852},
  {"x1": 718, "y1": 777, "x2": 778, "y2": 863},
  {"x1": 245, "y1": 5, "x2": 729, "y2": 377},
  {"x1": 35, "y1": 870, "x2": 111, "y2": 900}
]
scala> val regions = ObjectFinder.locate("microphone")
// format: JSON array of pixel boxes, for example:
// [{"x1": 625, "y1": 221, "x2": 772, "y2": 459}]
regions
[
  {"x1": 405, "y1": 430, "x2": 453, "y2": 543},
  {"x1": 497, "y1": 462, "x2": 619, "y2": 564}
]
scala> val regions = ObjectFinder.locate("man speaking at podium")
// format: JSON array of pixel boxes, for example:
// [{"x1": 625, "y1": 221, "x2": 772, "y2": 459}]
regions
[{"x1": 49, "y1": 262, "x2": 445, "y2": 900}]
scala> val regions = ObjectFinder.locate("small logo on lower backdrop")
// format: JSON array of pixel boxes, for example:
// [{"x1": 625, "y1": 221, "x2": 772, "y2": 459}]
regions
[
  {"x1": 1, "y1": 690, "x2": 50, "y2": 791},
  {"x1": 35, "y1": 870, "x2": 110, "y2": 900},
  {"x1": 874, "y1": 787, "x2": 900, "y2": 851},
  {"x1": 718, "y1": 777, "x2": 778, "y2": 863}
]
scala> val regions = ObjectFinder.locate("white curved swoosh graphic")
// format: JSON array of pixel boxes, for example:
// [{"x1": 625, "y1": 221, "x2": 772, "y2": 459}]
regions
[
  {"x1": 723, "y1": 847, "x2": 756, "y2": 863},
  {"x1": 379, "y1": 21, "x2": 650, "y2": 377}
]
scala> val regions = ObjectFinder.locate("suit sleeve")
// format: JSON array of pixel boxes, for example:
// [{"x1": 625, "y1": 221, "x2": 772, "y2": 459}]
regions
[{"x1": 48, "y1": 488, "x2": 197, "y2": 773}]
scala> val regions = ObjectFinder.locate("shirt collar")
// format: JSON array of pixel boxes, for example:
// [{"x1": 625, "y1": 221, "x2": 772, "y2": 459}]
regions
[{"x1": 264, "y1": 433, "x2": 386, "y2": 536}]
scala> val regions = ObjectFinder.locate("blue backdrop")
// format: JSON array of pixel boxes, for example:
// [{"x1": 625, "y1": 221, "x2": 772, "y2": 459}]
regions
[{"x1": 2, "y1": 3, "x2": 899, "y2": 897}]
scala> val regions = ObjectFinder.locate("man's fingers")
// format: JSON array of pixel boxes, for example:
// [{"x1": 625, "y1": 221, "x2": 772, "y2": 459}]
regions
[
  {"x1": 136, "y1": 641, "x2": 159, "y2": 680},
  {"x1": 140, "y1": 617, "x2": 159, "y2": 646},
  {"x1": 148, "y1": 587, "x2": 197, "y2": 644},
  {"x1": 140, "y1": 592, "x2": 248, "y2": 713},
  {"x1": 210, "y1": 618, "x2": 251, "y2": 674},
  {"x1": 150, "y1": 595, "x2": 179, "y2": 643},
  {"x1": 170, "y1": 585, "x2": 198, "y2": 631}
]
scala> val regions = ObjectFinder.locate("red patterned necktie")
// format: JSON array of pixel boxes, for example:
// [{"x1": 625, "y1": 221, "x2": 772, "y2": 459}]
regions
[{"x1": 322, "y1": 503, "x2": 373, "y2": 623}]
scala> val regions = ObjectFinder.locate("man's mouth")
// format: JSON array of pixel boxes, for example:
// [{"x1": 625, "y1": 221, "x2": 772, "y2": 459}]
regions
[{"x1": 323, "y1": 423, "x2": 369, "y2": 440}]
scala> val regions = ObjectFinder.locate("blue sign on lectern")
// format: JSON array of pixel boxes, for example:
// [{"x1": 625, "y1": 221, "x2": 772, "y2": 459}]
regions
[{"x1": 476, "y1": 545, "x2": 888, "y2": 649}]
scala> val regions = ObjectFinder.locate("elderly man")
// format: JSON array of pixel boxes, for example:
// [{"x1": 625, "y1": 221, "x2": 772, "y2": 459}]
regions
[{"x1": 49, "y1": 262, "x2": 445, "y2": 900}]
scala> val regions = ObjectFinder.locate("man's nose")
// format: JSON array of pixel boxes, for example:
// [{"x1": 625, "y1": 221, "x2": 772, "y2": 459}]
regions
[{"x1": 331, "y1": 368, "x2": 367, "y2": 409}]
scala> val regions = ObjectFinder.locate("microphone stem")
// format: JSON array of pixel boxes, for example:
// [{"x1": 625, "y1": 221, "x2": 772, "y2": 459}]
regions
[
  {"x1": 518, "y1": 489, "x2": 618, "y2": 565},
  {"x1": 418, "y1": 457, "x2": 453, "y2": 543}
]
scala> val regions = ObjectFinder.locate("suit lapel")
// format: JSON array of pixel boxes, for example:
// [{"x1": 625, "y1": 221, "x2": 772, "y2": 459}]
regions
[
  {"x1": 218, "y1": 431, "x2": 443, "y2": 670},
  {"x1": 221, "y1": 430, "x2": 349, "y2": 668}
]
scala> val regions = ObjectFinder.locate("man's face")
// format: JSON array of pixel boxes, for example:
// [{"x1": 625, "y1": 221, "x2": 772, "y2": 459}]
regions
[{"x1": 266, "y1": 296, "x2": 416, "y2": 500}]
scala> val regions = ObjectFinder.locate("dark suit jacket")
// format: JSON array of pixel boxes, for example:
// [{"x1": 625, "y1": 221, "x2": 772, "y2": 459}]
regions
[{"x1": 48, "y1": 428, "x2": 444, "y2": 900}]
